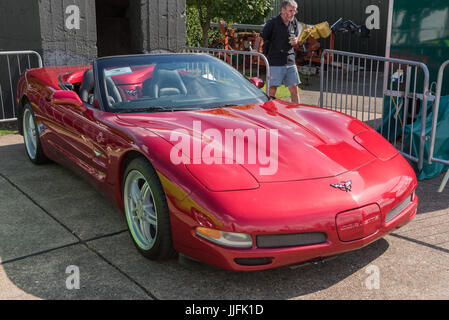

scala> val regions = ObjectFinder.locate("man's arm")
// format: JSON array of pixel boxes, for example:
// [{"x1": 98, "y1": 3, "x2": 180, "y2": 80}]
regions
[
  {"x1": 290, "y1": 19, "x2": 302, "y2": 46},
  {"x1": 260, "y1": 18, "x2": 274, "y2": 55}
]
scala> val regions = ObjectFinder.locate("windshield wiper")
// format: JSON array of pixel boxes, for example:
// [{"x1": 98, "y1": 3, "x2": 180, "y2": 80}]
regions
[
  {"x1": 209, "y1": 103, "x2": 237, "y2": 109},
  {"x1": 117, "y1": 106, "x2": 175, "y2": 113},
  {"x1": 117, "y1": 106, "x2": 200, "y2": 113}
]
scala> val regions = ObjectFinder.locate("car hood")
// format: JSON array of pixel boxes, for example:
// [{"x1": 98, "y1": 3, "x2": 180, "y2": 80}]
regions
[{"x1": 117, "y1": 100, "x2": 379, "y2": 182}]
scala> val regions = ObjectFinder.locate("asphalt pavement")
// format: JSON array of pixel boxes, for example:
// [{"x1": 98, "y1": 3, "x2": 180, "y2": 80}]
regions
[{"x1": 0, "y1": 133, "x2": 448, "y2": 300}]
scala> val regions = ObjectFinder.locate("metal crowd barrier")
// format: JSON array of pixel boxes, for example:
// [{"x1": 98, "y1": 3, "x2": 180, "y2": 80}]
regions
[
  {"x1": 183, "y1": 47, "x2": 270, "y2": 94},
  {"x1": 320, "y1": 49, "x2": 431, "y2": 171},
  {"x1": 0, "y1": 51, "x2": 43, "y2": 123},
  {"x1": 428, "y1": 60, "x2": 449, "y2": 192}
]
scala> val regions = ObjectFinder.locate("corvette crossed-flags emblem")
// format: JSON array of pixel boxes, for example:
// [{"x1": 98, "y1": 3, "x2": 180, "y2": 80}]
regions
[{"x1": 330, "y1": 180, "x2": 352, "y2": 192}]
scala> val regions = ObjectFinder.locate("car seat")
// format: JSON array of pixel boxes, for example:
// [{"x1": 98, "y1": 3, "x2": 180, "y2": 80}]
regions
[
  {"x1": 79, "y1": 69, "x2": 94, "y2": 104},
  {"x1": 142, "y1": 67, "x2": 187, "y2": 98}
]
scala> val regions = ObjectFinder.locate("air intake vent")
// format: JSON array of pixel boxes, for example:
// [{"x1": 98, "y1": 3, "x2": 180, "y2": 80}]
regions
[
  {"x1": 256, "y1": 232, "x2": 327, "y2": 249},
  {"x1": 234, "y1": 257, "x2": 272, "y2": 266},
  {"x1": 385, "y1": 195, "x2": 412, "y2": 223}
]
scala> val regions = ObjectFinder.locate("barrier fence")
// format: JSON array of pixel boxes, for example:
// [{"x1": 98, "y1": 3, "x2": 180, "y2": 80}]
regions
[
  {"x1": 320, "y1": 49, "x2": 432, "y2": 172},
  {"x1": 0, "y1": 51, "x2": 43, "y2": 123},
  {"x1": 428, "y1": 60, "x2": 449, "y2": 192},
  {"x1": 183, "y1": 47, "x2": 270, "y2": 94}
]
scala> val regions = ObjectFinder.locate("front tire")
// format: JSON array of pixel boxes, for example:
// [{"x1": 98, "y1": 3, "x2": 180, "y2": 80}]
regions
[
  {"x1": 22, "y1": 104, "x2": 49, "y2": 164},
  {"x1": 123, "y1": 157, "x2": 176, "y2": 260}
]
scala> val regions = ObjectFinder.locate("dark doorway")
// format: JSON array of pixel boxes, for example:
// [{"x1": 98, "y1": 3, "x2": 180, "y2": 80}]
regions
[{"x1": 96, "y1": 0, "x2": 133, "y2": 57}]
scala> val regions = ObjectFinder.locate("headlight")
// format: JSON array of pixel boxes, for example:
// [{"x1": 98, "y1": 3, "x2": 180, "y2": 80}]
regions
[
  {"x1": 354, "y1": 130, "x2": 398, "y2": 161},
  {"x1": 186, "y1": 161, "x2": 259, "y2": 191},
  {"x1": 196, "y1": 227, "x2": 253, "y2": 248}
]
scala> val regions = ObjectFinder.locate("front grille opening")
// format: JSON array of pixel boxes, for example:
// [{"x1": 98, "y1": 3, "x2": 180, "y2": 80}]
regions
[
  {"x1": 234, "y1": 257, "x2": 272, "y2": 266},
  {"x1": 256, "y1": 232, "x2": 327, "y2": 249}
]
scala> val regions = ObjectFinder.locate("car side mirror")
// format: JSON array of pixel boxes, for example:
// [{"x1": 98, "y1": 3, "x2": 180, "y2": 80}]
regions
[
  {"x1": 52, "y1": 90, "x2": 87, "y2": 112},
  {"x1": 250, "y1": 77, "x2": 265, "y2": 89}
]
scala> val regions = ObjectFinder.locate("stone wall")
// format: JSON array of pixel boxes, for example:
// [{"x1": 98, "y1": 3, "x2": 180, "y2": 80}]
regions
[{"x1": 0, "y1": 0, "x2": 186, "y2": 65}]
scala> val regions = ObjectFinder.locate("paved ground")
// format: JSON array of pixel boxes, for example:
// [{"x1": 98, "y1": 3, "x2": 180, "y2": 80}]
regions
[{"x1": 0, "y1": 133, "x2": 448, "y2": 300}]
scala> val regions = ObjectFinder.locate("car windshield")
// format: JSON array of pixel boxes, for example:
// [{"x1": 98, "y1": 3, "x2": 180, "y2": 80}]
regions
[{"x1": 95, "y1": 54, "x2": 269, "y2": 113}]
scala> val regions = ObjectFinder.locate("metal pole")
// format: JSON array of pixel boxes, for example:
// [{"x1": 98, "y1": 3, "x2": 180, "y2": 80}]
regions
[
  {"x1": 418, "y1": 66, "x2": 431, "y2": 171},
  {"x1": 320, "y1": 53, "x2": 325, "y2": 107},
  {"x1": 383, "y1": 0, "x2": 394, "y2": 97},
  {"x1": 401, "y1": 65, "x2": 412, "y2": 152}
]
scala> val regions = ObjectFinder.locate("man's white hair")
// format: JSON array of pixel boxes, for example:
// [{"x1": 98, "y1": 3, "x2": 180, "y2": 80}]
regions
[{"x1": 281, "y1": 0, "x2": 298, "y2": 9}]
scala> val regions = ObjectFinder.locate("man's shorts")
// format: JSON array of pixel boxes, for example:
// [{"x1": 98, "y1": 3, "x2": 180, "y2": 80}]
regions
[{"x1": 270, "y1": 65, "x2": 301, "y2": 87}]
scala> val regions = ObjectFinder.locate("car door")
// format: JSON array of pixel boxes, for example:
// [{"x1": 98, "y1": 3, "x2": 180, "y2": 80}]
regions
[
  {"x1": 40, "y1": 89, "x2": 82, "y2": 163},
  {"x1": 64, "y1": 104, "x2": 112, "y2": 187}
]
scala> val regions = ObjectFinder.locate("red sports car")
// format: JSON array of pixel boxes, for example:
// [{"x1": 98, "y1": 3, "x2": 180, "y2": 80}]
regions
[{"x1": 16, "y1": 53, "x2": 418, "y2": 271}]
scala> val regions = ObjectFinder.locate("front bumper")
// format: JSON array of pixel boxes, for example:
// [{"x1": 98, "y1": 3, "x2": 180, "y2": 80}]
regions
[
  {"x1": 165, "y1": 155, "x2": 418, "y2": 271},
  {"x1": 170, "y1": 194, "x2": 417, "y2": 271}
]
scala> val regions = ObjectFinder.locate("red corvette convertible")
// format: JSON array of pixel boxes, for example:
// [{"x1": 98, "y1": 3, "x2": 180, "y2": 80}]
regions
[{"x1": 16, "y1": 53, "x2": 418, "y2": 271}]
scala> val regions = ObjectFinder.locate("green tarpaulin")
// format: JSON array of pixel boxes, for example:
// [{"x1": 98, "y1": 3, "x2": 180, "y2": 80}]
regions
[{"x1": 378, "y1": 95, "x2": 449, "y2": 180}]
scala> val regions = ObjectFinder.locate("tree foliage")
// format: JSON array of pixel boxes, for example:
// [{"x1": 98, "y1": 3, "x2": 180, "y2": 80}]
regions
[
  {"x1": 186, "y1": 0, "x2": 273, "y2": 47},
  {"x1": 186, "y1": 5, "x2": 222, "y2": 47}
]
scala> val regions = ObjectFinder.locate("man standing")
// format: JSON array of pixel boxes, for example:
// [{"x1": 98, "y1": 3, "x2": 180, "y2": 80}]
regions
[{"x1": 260, "y1": 0, "x2": 301, "y2": 103}]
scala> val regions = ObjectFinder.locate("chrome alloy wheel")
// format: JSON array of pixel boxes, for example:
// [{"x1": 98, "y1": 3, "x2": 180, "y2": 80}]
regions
[
  {"x1": 124, "y1": 170, "x2": 158, "y2": 250},
  {"x1": 23, "y1": 108, "x2": 38, "y2": 160}
]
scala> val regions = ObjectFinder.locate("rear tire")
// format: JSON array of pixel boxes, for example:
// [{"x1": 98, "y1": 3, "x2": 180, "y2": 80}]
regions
[
  {"x1": 22, "y1": 103, "x2": 49, "y2": 164},
  {"x1": 122, "y1": 157, "x2": 176, "y2": 260}
]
